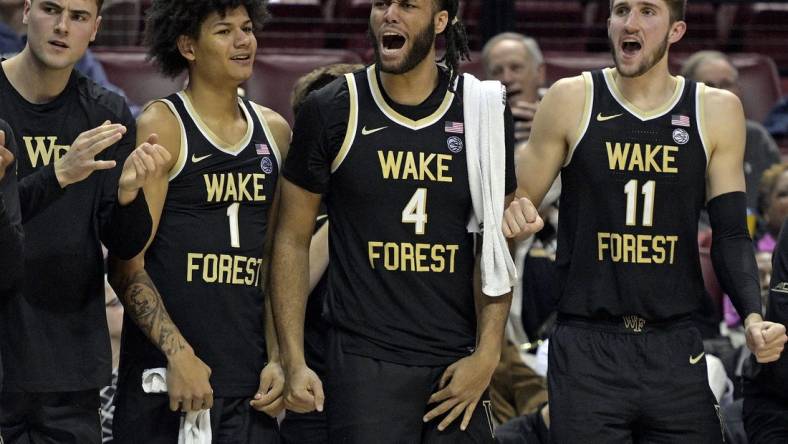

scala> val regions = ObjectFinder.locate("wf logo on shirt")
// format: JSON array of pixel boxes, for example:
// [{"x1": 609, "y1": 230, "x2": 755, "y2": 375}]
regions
[{"x1": 23, "y1": 136, "x2": 70, "y2": 168}]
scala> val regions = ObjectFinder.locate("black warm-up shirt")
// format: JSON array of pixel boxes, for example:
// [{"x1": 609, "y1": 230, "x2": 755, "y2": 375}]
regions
[{"x1": 0, "y1": 66, "x2": 151, "y2": 392}]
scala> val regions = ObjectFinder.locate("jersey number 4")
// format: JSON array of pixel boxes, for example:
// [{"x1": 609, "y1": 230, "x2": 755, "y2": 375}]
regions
[
  {"x1": 402, "y1": 188, "x2": 428, "y2": 234},
  {"x1": 624, "y1": 179, "x2": 655, "y2": 227}
]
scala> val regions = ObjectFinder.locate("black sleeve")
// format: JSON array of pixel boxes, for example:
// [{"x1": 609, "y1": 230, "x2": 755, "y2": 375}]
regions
[
  {"x1": 18, "y1": 163, "x2": 65, "y2": 224},
  {"x1": 0, "y1": 120, "x2": 23, "y2": 294},
  {"x1": 97, "y1": 107, "x2": 153, "y2": 260},
  {"x1": 708, "y1": 191, "x2": 762, "y2": 318},
  {"x1": 282, "y1": 80, "x2": 349, "y2": 194},
  {"x1": 504, "y1": 104, "x2": 516, "y2": 195}
]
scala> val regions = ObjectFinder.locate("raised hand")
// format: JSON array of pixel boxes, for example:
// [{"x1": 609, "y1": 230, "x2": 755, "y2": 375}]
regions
[
  {"x1": 502, "y1": 196, "x2": 544, "y2": 240},
  {"x1": 746, "y1": 316, "x2": 788, "y2": 363},
  {"x1": 118, "y1": 133, "x2": 172, "y2": 205},
  {"x1": 55, "y1": 121, "x2": 125, "y2": 187}
]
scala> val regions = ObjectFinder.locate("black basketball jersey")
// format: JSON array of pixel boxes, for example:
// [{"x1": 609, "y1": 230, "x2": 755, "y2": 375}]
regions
[
  {"x1": 325, "y1": 66, "x2": 478, "y2": 366},
  {"x1": 121, "y1": 92, "x2": 281, "y2": 396},
  {"x1": 557, "y1": 68, "x2": 709, "y2": 320}
]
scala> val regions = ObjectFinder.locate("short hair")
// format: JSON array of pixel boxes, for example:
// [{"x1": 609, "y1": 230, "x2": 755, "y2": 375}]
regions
[
  {"x1": 610, "y1": 0, "x2": 686, "y2": 23},
  {"x1": 145, "y1": 0, "x2": 270, "y2": 78},
  {"x1": 758, "y1": 163, "x2": 788, "y2": 216},
  {"x1": 680, "y1": 50, "x2": 736, "y2": 80},
  {"x1": 291, "y1": 63, "x2": 363, "y2": 117},
  {"x1": 480, "y1": 32, "x2": 544, "y2": 74}
]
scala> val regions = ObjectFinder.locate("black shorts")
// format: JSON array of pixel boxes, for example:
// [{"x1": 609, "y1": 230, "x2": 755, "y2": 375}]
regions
[
  {"x1": 548, "y1": 315, "x2": 723, "y2": 443},
  {"x1": 280, "y1": 410, "x2": 327, "y2": 444},
  {"x1": 325, "y1": 330, "x2": 495, "y2": 444},
  {"x1": 0, "y1": 390, "x2": 101, "y2": 444},
  {"x1": 113, "y1": 367, "x2": 278, "y2": 444},
  {"x1": 743, "y1": 391, "x2": 788, "y2": 443}
]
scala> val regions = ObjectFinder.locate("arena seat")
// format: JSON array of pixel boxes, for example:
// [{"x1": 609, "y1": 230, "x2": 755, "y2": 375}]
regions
[
  {"x1": 742, "y1": 3, "x2": 788, "y2": 75},
  {"x1": 94, "y1": 0, "x2": 142, "y2": 47},
  {"x1": 244, "y1": 49, "x2": 363, "y2": 124},
  {"x1": 93, "y1": 49, "x2": 186, "y2": 107},
  {"x1": 262, "y1": 0, "x2": 327, "y2": 49},
  {"x1": 515, "y1": 1, "x2": 587, "y2": 52}
]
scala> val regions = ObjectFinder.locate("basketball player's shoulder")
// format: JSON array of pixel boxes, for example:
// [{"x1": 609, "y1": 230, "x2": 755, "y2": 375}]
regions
[
  {"x1": 249, "y1": 101, "x2": 291, "y2": 158},
  {"x1": 701, "y1": 84, "x2": 743, "y2": 118},
  {"x1": 538, "y1": 75, "x2": 587, "y2": 135},
  {"x1": 137, "y1": 99, "x2": 181, "y2": 159}
]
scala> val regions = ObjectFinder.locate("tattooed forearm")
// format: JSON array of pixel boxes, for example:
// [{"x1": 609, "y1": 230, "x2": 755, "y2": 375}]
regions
[{"x1": 120, "y1": 269, "x2": 187, "y2": 357}]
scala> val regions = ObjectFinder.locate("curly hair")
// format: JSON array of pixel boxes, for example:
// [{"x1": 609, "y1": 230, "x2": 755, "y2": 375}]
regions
[
  {"x1": 144, "y1": 0, "x2": 270, "y2": 78},
  {"x1": 434, "y1": 0, "x2": 470, "y2": 91}
]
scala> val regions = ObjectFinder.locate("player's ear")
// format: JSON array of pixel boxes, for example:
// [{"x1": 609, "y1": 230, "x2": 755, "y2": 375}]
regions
[
  {"x1": 667, "y1": 20, "x2": 686, "y2": 44},
  {"x1": 177, "y1": 35, "x2": 196, "y2": 62},
  {"x1": 434, "y1": 10, "x2": 449, "y2": 35}
]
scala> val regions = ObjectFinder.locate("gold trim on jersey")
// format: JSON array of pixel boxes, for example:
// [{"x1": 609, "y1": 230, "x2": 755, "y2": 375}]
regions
[
  {"x1": 366, "y1": 65, "x2": 455, "y2": 130},
  {"x1": 695, "y1": 83, "x2": 711, "y2": 168},
  {"x1": 331, "y1": 73, "x2": 358, "y2": 173},
  {"x1": 147, "y1": 98, "x2": 189, "y2": 182},
  {"x1": 250, "y1": 102, "x2": 283, "y2": 167},
  {"x1": 565, "y1": 72, "x2": 594, "y2": 167},
  {"x1": 178, "y1": 91, "x2": 253, "y2": 156},
  {"x1": 602, "y1": 68, "x2": 685, "y2": 121}
]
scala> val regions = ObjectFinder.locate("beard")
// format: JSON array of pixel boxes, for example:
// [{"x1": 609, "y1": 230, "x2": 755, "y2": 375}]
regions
[
  {"x1": 610, "y1": 32, "x2": 669, "y2": 78},
  {"x1": 369, "y1": 19, "x2": 435, "y2": 75}
]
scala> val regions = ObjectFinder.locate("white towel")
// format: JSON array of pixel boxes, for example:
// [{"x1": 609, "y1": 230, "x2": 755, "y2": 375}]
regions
[
  {"x1": 142, "y1": 368, "x2": 212, "y2": 444},
  {"x1": 463, "y1": 73, "x2": 517, "y2": 296}
]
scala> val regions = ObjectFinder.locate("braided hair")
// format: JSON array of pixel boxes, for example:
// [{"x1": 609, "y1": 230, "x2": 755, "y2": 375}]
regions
[{"x1": 435, "y1": 0, "x2": 470, "y2": 90}]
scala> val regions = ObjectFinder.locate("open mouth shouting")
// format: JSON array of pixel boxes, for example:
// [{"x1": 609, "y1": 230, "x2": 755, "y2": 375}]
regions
[
  {"x1": 620, "y1": 37, "x2": 642, "y2": 59},
  {"x1": 380, "y1": 31, "x2": 407, "y2": 57}
]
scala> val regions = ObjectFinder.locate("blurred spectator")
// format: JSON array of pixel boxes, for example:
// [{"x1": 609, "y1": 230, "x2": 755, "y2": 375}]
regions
[
  {"x1": 682, "y1": 50, "x2": 781, "y2": 213},
  {"x1": 100, "y1": 273, "x2": 123, "y2": 443},
  {"x1": 765, "y1": 97, "x2": 788, "y2": 139},
  {"x1": 482, "y1": 32, "x2": 545, "y2": 145},
  {"x1": 757, "y1": 163, "x2": 788, "y2": 253}
]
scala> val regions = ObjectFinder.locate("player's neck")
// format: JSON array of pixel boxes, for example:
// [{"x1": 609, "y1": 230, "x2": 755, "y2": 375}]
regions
[
  {"x1": 3, "y1": 48, "x2": 72, "y2": 104},
  {"x1": 612, "y1": 57, "x2": 677, "y2": 112},
  {"x1": 378, "y1": 52, "x2": 440, "y2": 106},
  {"x1": 184, "y1": 76, "x2": 243, "y2": 124}
]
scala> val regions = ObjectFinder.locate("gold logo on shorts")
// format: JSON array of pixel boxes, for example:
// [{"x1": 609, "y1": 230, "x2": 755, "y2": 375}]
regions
[{"x1": 623, "y1": 315, "x2": 645, "y2": 332}]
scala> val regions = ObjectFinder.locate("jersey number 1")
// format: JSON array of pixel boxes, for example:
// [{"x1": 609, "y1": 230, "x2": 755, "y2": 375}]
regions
[
  {"x1": 227, "y1": 203, "x2": 241, "y2": 248},
  {"x1": 624, "y1": 179, "x2": 655, "y2": 227}
]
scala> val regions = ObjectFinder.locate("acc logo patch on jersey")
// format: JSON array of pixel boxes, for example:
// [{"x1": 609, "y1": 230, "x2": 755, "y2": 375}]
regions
[
  {"x1": 672, "y1": 128, "x2": 689, "y2": 145},
  {"x1": 260, "y1": 156, "x2": 274, "y2": 174},
  {"x1": 447, "y1": 136, "x2": 464, "y2": 153}
]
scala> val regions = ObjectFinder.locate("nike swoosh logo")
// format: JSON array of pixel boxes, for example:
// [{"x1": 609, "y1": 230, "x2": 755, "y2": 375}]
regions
[
  {"x1": 361, "y1": 125, "x2": 387, "y2": 136},
  {"x1": 191, "y1": 153, "x2": 212, "y2": 163},
  {"x1": 596, "y1": 112, "x2": 623, "y2": 122},
  {"x1": 689, "y1": 352, "x2": 705, "y2": 365}
]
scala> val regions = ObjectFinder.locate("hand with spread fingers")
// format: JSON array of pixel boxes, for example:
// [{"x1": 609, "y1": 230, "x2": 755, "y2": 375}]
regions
[
  {"x1": 745, "y1": 314, "x2": 788, "y2": 363},
  {"x1": 166, "y1": 348, "x2": 214, "y2": 412},
  {"x1": 283, "y1": 364, "x2": 324, "y2": 414},
  {"x1": 502, "y1": 196, "x2": 544, "y2": 240},
  {"x1": 0, "y1": 131, "x2": 13, "y2": 181},
  {"x1": 423, "y1": 352, "x2": 497, "y2": 432},
  {"x1": 118, "y1": 133, "x2": 172, "y2": 205},
  {"x1": 54, "y1": 120, "x2": 126, "y2": 188},
  {"x1": 250, "y1": 361, "x2": 285, "y2": 417}
]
